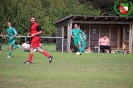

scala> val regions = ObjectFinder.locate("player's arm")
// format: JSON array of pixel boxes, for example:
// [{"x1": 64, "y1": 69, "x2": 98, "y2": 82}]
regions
[
  {"x1": 71, "y1": 35, "x2": 74, "y2": 38},
  {"x1": 84, "y1": 34, "x2": 86, "y2": 40},
  {"x1": 0, "y1": 33, "x2": 3, "y2": 37},
  {"x1": 31, "y1": 25, "x2": 42, "y2": 37},
  {"x1": 11, "y1": 33, "x2": 17, "y2": 38},
  {"x1": 27, "y1": 33, "x2": 30, "y2": 36},
  {"x1": 71, "y1": 30, "x2": 74, "y2": 38},
  {"x1": 80, "y1": 29, "x2": 84, "y2": 34},
  {"x1": 31, "y1": 31, "x2": 42, "y2": 37},
  {"x1": 80, "y1": 34, "x2": 83, "y2": 41},
  {"x1": 10, "y1": 28, "x2": 17, "y2": 38},
  {"x1": 80, "y1": 30, "x2": 86, "y2": 41},
  {"x1": 3, "y1": 33, "x2": 7, "y2": 39}
]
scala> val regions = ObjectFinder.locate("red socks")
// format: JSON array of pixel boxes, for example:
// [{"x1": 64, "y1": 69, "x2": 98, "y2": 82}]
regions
[
  {"x1": 28, "y1": 54, "x2": 33, "y2": 63},
  {"x1": 28, "y1": 51, "x2": 50, "y2": 63},
  {"x1": 42, "y1": 51, "x2": 50, "y2": 58}
]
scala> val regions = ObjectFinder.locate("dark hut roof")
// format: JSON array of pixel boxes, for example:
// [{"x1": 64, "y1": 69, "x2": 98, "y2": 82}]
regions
[{"x1": 54, "y1": 15, "x2": 133, "y2": 24}]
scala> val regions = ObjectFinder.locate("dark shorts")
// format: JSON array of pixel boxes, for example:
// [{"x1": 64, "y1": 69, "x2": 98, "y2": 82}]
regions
[
  {"x1": 0, "y1": 37, "x2": 2, "y2": 45},
  {"x1": 0, "y1": 40, "x2": 1, "y2": 45}
]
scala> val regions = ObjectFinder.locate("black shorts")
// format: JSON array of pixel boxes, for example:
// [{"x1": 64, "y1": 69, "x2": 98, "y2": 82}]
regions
[
  {"x1": 0, "y1": 40, "x2": 1, "y2": 45},
  {"x1": 0, "y1": 38, "x2": 2, "y2": 45}
]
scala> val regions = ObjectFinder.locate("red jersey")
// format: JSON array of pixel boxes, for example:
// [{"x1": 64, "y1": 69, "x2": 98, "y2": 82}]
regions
[
  {"x1": 30, "y1": 22, "x2": 39, "y2": 35},
  {"x1": 30, "y1": 22, "x2": 42, "y2": 48}
]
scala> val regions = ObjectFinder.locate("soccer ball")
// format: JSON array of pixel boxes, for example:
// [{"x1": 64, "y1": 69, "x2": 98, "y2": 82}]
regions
[{"x1": 76, "y1": 52, "x2": 80, "y2": 55}]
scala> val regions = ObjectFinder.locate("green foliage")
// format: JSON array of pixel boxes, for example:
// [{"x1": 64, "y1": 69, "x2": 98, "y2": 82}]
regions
[
  {"x1": 0, "y1": 0, "x2": 100, "y2": 36},
  {"x1": 81, "y1": 0, "x2": 116, "y2": 16},
  {"x1": 82, "y1": 0, "x2": 133, "y2": 16},
  {"x1": 114, "y1": 0, "x2": 133, "y2": 17}
]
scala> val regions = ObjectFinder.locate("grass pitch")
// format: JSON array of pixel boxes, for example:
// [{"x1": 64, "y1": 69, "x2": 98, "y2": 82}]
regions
[{"x1": 0, "y1": 44, "x2": 133, "y2": 88}]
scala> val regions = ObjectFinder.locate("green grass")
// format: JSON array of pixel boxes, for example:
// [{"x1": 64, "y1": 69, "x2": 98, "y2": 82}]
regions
[{"x1": 0, "y1": 44, "x2": 133, "y2": 88}]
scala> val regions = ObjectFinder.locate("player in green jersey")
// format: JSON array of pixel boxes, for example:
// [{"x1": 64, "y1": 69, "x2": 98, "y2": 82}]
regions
[
  {"x1": 80, "y1": 30, "x2": 87, "y2": 53},
  {"x1": 5, "y1": 22, "x2": 17, "y2": 58},
  {"x1": 71, "y1": 24, "x2": 84, "y2": 54}
]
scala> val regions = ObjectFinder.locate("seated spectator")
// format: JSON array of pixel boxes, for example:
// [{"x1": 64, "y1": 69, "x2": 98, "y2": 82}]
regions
[
  {"x1": 21, "y1": 40, "x2": 30, "y2": 52},
  {"x1": 13, "y1": 40, "x2": 42, "y2": 52},
  {"x1": 13, "y1": 40, "x2": 30, "y2": 52},
  {"x1": 100, "y1": 35, "x2": 111, "y2": 53}
]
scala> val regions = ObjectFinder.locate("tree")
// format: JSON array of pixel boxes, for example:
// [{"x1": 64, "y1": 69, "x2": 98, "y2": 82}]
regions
[
  {"x1": 78, "y1": 0, "x2": 133, "y2": 16},
  {"x1": 0, "y1": 0, "x2": 100, "y2": 37}
]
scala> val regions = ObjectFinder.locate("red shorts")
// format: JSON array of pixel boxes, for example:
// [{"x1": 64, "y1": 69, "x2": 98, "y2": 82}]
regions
[{"x1": 30, "y1": 36, "x2": 41, "y2": 48}]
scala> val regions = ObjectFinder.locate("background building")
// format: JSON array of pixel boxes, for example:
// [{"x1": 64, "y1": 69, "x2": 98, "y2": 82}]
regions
[{"x1": 54, "y1": 15, "x2": 133, "y2": 53}]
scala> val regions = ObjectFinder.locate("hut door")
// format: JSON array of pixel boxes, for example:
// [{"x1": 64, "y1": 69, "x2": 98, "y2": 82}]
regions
[
  {"x1": 123, "y1": 26, "x2": 129, "y2": 50},
  {"x1": 110, "y1": 26, "x2": 119, "y2": 48},
  {"x1": 90, "y1": 26, "x2": 99, "y2": 51}
]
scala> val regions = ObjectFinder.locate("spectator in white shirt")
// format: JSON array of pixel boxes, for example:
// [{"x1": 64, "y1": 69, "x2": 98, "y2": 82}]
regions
[{"x1": 22, "y1": 40, "x2": 30, "y2": 52}]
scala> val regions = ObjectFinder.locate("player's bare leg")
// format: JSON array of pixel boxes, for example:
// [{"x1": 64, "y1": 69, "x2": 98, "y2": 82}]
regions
[
  {"x1": 24, "y1": 48, "x2": 33, "y2": 64},
  {"x1": 7, "y1": 46, "x2": 13, "y2": 58},
  {"x1": 37, "y1": 47, "x2": 53, "y2": 63},
  {"x1": 78, "y1": 43, "x2": 82, "y2": 55}
]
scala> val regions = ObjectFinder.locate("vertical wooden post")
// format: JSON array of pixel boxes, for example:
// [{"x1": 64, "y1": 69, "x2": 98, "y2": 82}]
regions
[
  {"x1": 99, "y1": 25, "x2": 101, "y2": 39},
  {"x1": 67, "y1": 19, "x2": 73, "y2": 52},
  {"x1": 131, "y1": 21, "x2": 133, "y2": 53},
  {"x1": 88, "y1": 25, "x2": 90, "y2": 52},
  {"x1": 62, "y1": 26, "x2": 64, "y2": 39},
  {"x1": 67, "y1": 23, "x2": 70, "y2": 52},
  {"x1": 25, "y1": 36, "x2": 26, "y2": 42},
  {"x1": 62, "y1": 26, "x2": 64, "y2": 53},
  {"x1": 98, "y1": 25, "x2": 101, "y2": 53},
  {"x1": 129, "y1": 23, "x2": 132, "y2": 54},
  {"x1": 123, "y1": 26, "x2": 125, "y2": 51},
  {"x1": 117, "y1": 27, "x2": 120, "y2": 49},
  {"x1": 109, "y1": 25, "x2": 111, "y2": 45}
]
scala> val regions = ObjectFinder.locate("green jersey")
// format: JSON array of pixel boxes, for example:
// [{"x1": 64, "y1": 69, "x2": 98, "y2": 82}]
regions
[
  {"x1": 6, "y1": 27, "x2": 17, "y2": 41},
  {"x1": 81, "y1": 33, "x2": 86, "y2": 42},
  {"x1": 71, "y1": 28, "x2": 83, "y2": 39},
  {"x1": 80, "y1": 33, "x2": 86, "y2": 49}
]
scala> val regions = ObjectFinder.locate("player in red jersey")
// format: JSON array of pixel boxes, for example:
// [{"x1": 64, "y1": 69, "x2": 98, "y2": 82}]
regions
[{"x1": 24, "y1": 16, "x2": 53, "y2": 64}]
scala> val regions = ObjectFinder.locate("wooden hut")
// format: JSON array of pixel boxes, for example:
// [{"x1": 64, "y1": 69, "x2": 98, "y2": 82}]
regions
[{"x1": 54, "y1": 15, "x2": 133, "y2": 53}]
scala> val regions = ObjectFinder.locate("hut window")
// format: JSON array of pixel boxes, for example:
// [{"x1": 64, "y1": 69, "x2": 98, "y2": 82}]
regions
[
  {"x1": 125, "y1": 26, "x2": 129, "y2": 40},
  {"x1": 92, "y1": 28, "x2": 97, "y2": 33},
  {"x1": 64, "y1": 26, "x2": 67, "y2": 39}
]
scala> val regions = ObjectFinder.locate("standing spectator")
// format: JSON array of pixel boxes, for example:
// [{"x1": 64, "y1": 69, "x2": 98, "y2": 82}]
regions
[
  {"x1": 0, "y1": 27, "x2": 2, "y2": 52},
  {"x1": 100, "y1": 35, "x2": 111, "y2": 53},
  {"x1": 5, "y1": 22, "x2": 17, "y2": 58},
  {"x1": 24, "y1": 16, "x2": 53, "y2": 64}
]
